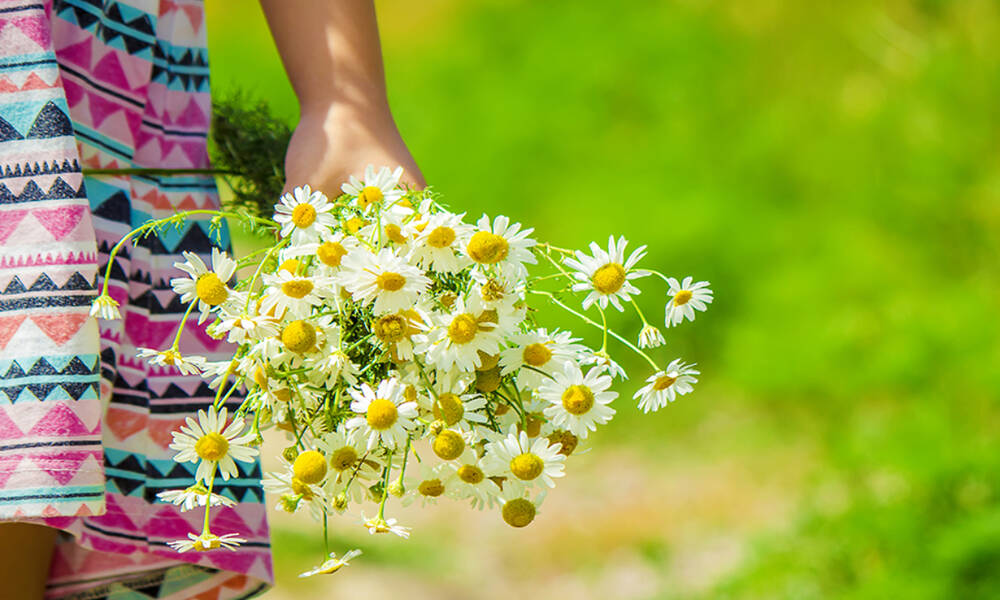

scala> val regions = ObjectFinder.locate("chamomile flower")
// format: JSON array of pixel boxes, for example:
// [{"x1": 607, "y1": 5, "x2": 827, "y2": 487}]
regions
[
  {"x1": 171, "y1": 248, "x2": 240, "y2": 323},
  {"x1": 494, "y1": 481, "x2": 547, "y2": 528},
  {"x1": 583, "y1": 352, "x2": 628, "y2": 380},
  {"x1": 260, "y1": 270, "x2": 329, "y2": 319},
  {"x1": 446, "y1": 449, "x2": 496, "y2": 509},
  {"x1": 299, "y1": 549, "x2": 362, "y2": 578},
  {"x1": 424, "y1": 379, "x2": 489, "y2": 431},
  {"x1": 274, "y1": 185, "x2": 336, "y2": 242},
  {"x1": 285, "y1": 232, "x2": 357, "y2": 274},
  {"x1": 211, "y1": 314, "x2": 280, "y2": 345},
  {"x1": 168, "y1": 406, "x2": 258, "y2": 483},
  {"x1": 483, "y1": 426, "x2": 566, "y2": 488},
  {"x1": 339, "y1": 248, "x2": 431, "y2": 314},
  {"x1": 664, "y1": 277, "x2": 713, "y2": 327},
  {"x1": 411, "y1": 211, "x2": 473, "y2": 273},
  {"x1": 262, "y1": 458, "x2": 328, "y2": 519},
  {"x1": 404, "y1": 463, "x2": 450, "y2": 507},
  {"x1": 538, "y1": 364, "x2": 616, "y2": 439},
  {"x1": 318, "y1": 426, "x2": 379, "y2": 501},
  {"x1": 156, "y1": 484, "x2": 236, "y2": 511},
  {"x1": 465, "y1": 214, "x2": 537, "y2": 278},
  {"x1": 167, "y1": 531, "x2": 246, "y2": 553},
  {"x1": 346, "y1": 378, "x2": 419, "y2": 449},
  {"x1": 638, "y1": 324, "x2": 665, "y2": 349},
  {"x1": 634, "y1": 359, "x2": 700, "y2": 413},
  {"x1": 370, "y1": 308, "x2": 427, "y2": 362},
  {"x1": 137, "y1": 347, "x2": 206, "y2": 376},
  {"x1": 362, "y1": 514, "x2": 411, "y2": 538},
  {"x1": 310, "y1": 348, "x2": 361, "y2": 388},
  {"x1": 564, "y1": 236, "x2": 648, "y2": 311},
  {"x1": 90, "y1": 294, "x2": 121, "y2": 320},
  {"x1": 499, "y1": 328, "x2": 583, "y2": 388},
  {"x1": 342, "y1": 165, "x2": 405, "y2": 212},
  {"x1": 425, "y1": 298, "x2": 504, "y2": 372}
]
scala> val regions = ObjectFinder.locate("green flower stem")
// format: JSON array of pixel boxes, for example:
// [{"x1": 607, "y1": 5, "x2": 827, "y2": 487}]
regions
[
  {"x1": 202, "y1": 468, "x2": 216, "y2": 535},
  {"x1": 529, "y1": 289, "x2": 659, "y2": 370},
  {"x1": 630, "y1": 298, "x2": 651, "y2": 326},
  {"x1": 243, "y1": 237, "x2": 290, "y2": 311},
  {"x1": 171, "y1": 302, "x2": 197, "y2": 349},
  {"x1": 376, "y1": 450, "x2": 394, "y2": 521}
]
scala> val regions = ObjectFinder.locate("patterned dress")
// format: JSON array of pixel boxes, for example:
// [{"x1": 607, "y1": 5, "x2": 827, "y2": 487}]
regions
[{"x1": 0, "y1": 1, "x2": 272, "y2": 598}]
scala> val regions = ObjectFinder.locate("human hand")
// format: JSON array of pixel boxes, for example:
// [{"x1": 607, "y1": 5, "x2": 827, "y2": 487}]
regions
[{"x1": 283, "y1": 102, "x2": 425, "y2": 197}]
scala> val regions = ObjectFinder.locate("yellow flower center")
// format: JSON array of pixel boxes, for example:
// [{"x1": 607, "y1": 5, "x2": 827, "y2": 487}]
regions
[
  {"x1": 522, "y1": 342, "x2": 552, "y2": 367},
  {"x1": 195, "y1": 273, "x2": 228, "y2": 306},
  {"x1": 193, "y1": 534, "x2": 224, "y2": 551},
  {"x1": 591, "y1": 263, "x2": 626, "y2": 295},
  {"x1": 366, "y1": 398, "x2": 398, "y2": 430},
  {"x1": 330, "y1": 447, "x2": 358, "y2": 471},
  {"x1": 373, "y1": 314, "x2": 409, "y2": 344},
  {"x1": 432, "y1": 430, "x2": 465, "y2": 460},
  {"x1": 292, "y1": 450, "x2": 328, "y2": 485},
  {"x1": 427, "y1": 226, "x2": 456, "y2": 248},
  {"x1": 561, "y1": 385, "x2": 595, "y2": 415},
  {"x1": 317, "y1": 241, "x2": 348, "y2": 267},
  {"x1": 291, "y1": 203, "x2": 317, "y2": 228},
  {"x1": 510, "y1": 453, "x2": 544, "y2": 480},
  {"x1": 358, "y1": 186, "x2": 384, "y2": 209},
  {"x1": 385, "y1": 223, "x2": 407, "y2": 244},
  {"x1": 291, "y1": 477, "x2": 314, "y2": 499},
  {"x1": 376, "y1": 271, "x2": 406, "y2": 291},
  {"x1": 345, "y1": 217, "x2": 365, "y2": 234},
  {"x1": 195, "y1": 432, "x2": 229, "y2": 462},
  {"x1": 253, "y1": 367, "x2": 269, "y2": 389},
  {"x1": 475, "y1": 367, "x2": 501, "y2": 393},
  {"x1": 467, "y1": 231, "x2": 509, "y2": 264},
  {"x1": 273, "y1": 388, "x2": 293, "y2": 403},
  {"x1": 433, "y1": 393, "x2": 465, "y2": 425},
  {"x1": 502, "y1": 498, "x2": 536, "y2": 528},
  {"x1": 281, "y1": 320, "x2": 316, "y2": 353},
  {"x1": 160, "y1": 349, "x2": 181, "y2": 365},
  {"x1": 281, "y1": 279, "x2": 314, "y2": 299},
  {"x1": 653, "y1": 375, "x2": 677, "y2": 390},
  {"x1": 448, "y1": 313, "x2": 479, "y2": 344},
  {"x1": 418, "y1": 479, "x2": 445, "y2": 497},
  {"x1": 457, "y1": 464, "x2": 485, "y2": 484},
  {"x1": 279, "y1": 259, "x2": 300, "y2": 274},
  {"x1": 673, "y1": 290, "x2": 693, "y2": 306},
  {"x1": 547, "y1": 430, "x2": 579, "y2": 456},
  {"x1": 480, "y1": 278, "x2": 505, "y2": 302}
]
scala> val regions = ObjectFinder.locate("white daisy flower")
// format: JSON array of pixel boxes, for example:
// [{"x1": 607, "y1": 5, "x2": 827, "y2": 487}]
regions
[
  {"x1": 309, "y1": 348, "x2": 361, "y2": 388},
  {"x1": 346, "y1": 378, "x2": 419, "y2": 450},
  {"x1": 493, "y1": 480, "x2": 547, "y2": 528},
  {"x1": 274, "y1": 185, "x2": 336, "y2": 243},
  {"x1": 299, "y1": 549, "x2": 363, "y2": 578},
  {"x1": 339, "y1": 248, "x2": 431, "y2": 315},
  {"x1": 404, "y1": 463, "x2": 450, "y2": 507},
  {"x1": 170, "y1": 248, "x2": 240, "y2": 323},
  {"x1": 410, "y1": 211, "x2": 473, "y2": 273},
  {"x1": 446, "y1": 449, "x2": 496, "y2": 509},
  {"x1": 538, "y1": 363, "x2": 616, "y2": 439},
  {"x1": 211, "y1": 314, "x2": 280, "y2": 345},
  {"x1": 137, "y1": 347, "x2": 206, "y2": 376},
  {"x1": 499, "y1": 328, "x2": 584, "y2": 388},
  {"x1": 483, "y1": 426, "x2": 566, "y2": 488},
  {"x1": 318, "y1": 426, "x2": 379, "y2": 503},
  {"x1": 583, "y1": 352, "x2": 628, "y2": 380},
  {"x1": 156, "y1": 484, "x2": 236, "y2": 512},
  {"x1": 89, "y1": 294, "x2": 121, "y2": 320},
  {"x1": 423, "y1": 376, "x2": 489, "y2": 431},
  {"x1": 260, "y1": 270, "x2": 329, "y2": 319},
  {"x1": 664, "y1": 277, "x2": 713, "y2": 327},
  {"x1": 167, "y1": 531, "x2": 246, "y2": 553},
  {"x1": 370, "y1": 307, "x2": 428, "y2": 362},
  {"x1": 633, "y1": 359, "x2": 700, "y2": 413},
  {"x1": 464, "y1": 214, "x2": 537, "y2": 279},
  {"x1": 262, "y1": 458, "x2": 328, "y2": 519},
  {"x1": 168, "y1": 406, "x2": 259, "y2": 483},
  {"x1": 425, "y1": 298, "x2": 505, "y2": 372},
  {"x1": 564, "y1": 235, "x2": 648, "y2": 312},
  {"x1": 361, "y1": 514, "x2": 411, "y2": 538},
  {"x1": 285, "y1": 232, "x2": 358, "y2": 276},
  {"x1": 638, "y1": 324, "x2": 665, "y2": 349},
  {"x1": 341, "y1": 165, "x2": 405, "y2": 212}
]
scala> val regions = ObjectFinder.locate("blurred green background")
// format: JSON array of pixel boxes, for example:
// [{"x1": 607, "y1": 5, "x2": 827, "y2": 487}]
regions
[{"x1": 207, "y1": 1, "x2": 1000, "y2": 598}]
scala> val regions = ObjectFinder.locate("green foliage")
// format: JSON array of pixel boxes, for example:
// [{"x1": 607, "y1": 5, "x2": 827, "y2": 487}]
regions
[{"x1": 210, "y1": 92, "x2": 291, "y2": 224}]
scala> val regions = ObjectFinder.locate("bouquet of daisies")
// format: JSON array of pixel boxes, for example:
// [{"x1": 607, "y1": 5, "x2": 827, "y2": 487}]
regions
[{"x1": 90, "y1": 166, "x2": 712, "y2": 574}]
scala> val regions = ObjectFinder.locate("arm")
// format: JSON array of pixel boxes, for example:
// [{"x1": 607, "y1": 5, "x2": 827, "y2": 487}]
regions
[{"x1": 260, "y1": 0, "x2": 425, "y2": 193}]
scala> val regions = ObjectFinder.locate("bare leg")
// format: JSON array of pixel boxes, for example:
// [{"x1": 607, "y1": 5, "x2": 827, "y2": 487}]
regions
[{"x1": 0, "y1": 523, "x2": 57, "y2": 600}]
